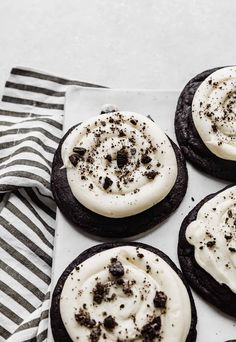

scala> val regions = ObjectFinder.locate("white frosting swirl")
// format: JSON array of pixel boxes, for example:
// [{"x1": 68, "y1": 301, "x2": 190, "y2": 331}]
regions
[
  {"x1": 192, "y1": 66, "x2": 236, "y2": 160},
  {"x1": 61, "y1": 110, "x2": 177, "y2": 218},
  {"x1": 186, "y1": 186, "x2": 236, "y2": 293},
  {"x1": 60, "y1": 246, "x2": 192, "y2": 342}
]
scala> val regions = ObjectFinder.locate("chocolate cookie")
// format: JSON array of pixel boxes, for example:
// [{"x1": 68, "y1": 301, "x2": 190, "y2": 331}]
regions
[
  {"x1": 178, "y1": 185, "x2": 236, "y2": 317},
  {"x1": 175, "y1": 66, "x2": 236, "y2": 182},
  {"x1": 51, "y1": 110, "x2": 188, "y2": 238},
  {"x1": 50, "y1": 242, "x2": 197, "y2": 342}
]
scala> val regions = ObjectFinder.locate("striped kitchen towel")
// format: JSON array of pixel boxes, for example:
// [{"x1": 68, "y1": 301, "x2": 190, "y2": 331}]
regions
[{"x1": 0, "y1": 67, "x2": 104, "y2": 342}]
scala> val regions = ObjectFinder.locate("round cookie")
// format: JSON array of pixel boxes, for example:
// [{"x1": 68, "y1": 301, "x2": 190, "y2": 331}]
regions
[
  {"x1": 51, "y1": 110, "x2": 187, "y2": 238},
  {"x1": 50, "y1": 242, "x2": 197, "y2": 342},
  {"x1": 178, "y1": 185, "x2": 236, "y2": 317},
  {"x1": 175, "y1": 66, "x2": 236, "y2": 182}
]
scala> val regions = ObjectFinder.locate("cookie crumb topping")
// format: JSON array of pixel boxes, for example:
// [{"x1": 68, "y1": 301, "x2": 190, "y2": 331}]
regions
[
  {"x1": 62, "y1": 110, "x2": 177, "y2": 217},
  {"x1": 153, "y1": 291, "x2": 167, "y2": 309},
  {"x1": 67, "y1": 113, "x2": 165, "y2": 194},
  {"x1": 103, "y1": 315, "x2": 117, "y2": 331},
  {"x1": 90, "y1": 326, "x2": 101, "y2": 342},
  {"x1": 73, "y1": 147, "x2": 87, "y2": 156},
  {"x1": 108, "y1": 258, "x2": 124, "y2": 277},
  {"x1": 60, "y1": 246, "x2": 192, "y2": 342},
  {"x1": 145, "y1": 171, "x2": 159, "y2": 180},
  {"x1": 93, "y1": 283, "x2": 108, "y2": 304},
  {"x1": 103, "y1": 177, "x2": 113, "y2": 190},
  {"x1": 141, "y1": 316, "x2": 161, "y2": 341},
  {"x1": 75, "y1": 308, "x2": 96, "y2": 328},
  {"x1": 141, "y1": 154, "x2": 152, "y2": 164},
  {"x1": 69, "y1": 154, "x2": 80, "y2": 167},
  {"x1": 117, "y1": 147, "x2": 129, "y2": 168}
]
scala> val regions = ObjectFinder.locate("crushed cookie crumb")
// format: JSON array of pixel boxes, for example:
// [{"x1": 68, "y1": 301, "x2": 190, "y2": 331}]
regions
[
  {"x1": 153, "y1": 291, "x2": 167, "y2": 309},
  {"x1": 90, "y1": 326, "x2": 101, "y2": 342},
  {"x1": 93, "y1": 283, "x2": 107, "y2": 304},
  {"x1": 103, "y1": 177, "x2": 113, "y2": 190},
  {"x1": 73, "y1": 147, "x2": 87, "y2": 156},
  {"x1": 103, "y1": 316, "x2": 117, "y2": 331},
  {"x1": 145, "y1": 170, "x2": 159, "y2": 180},
  {"x1": 141, "y1": 316, "x2": 161, "y2": 341},
  {"x1": 141, "y1": 154, "x2": 152, "y2": 164},
  {"x1": 206, "y1": 241, "x2": 216, "y2": 248},
  {"x1": 69, "y1": 154, "x2": 80, "y2": 167},
  {"x1": 105, "y1": 154, "x2": 112, "y2": 162},
  {"x1": 117, "y1": 148, "x2": 128, "y2": 168},
  {"x1": 108, "y1": 259, "x2": 124, "y2": 277},
  {"x1": 75, "y1": 309, "x2": 96, "y2": 328}
]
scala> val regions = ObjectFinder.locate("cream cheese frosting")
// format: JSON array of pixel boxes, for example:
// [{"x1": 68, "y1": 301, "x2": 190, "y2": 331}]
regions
[
  {"x1": 60, "y1": 246, "x2": 192, "y2": 342},
  {"x1": 192, "y1": 66, "x2": 236, "y2": 160},
  {"x1": 186, "y1": 186, "x2": 236, "y2": 293},
  {"x1": 61, "y1": 110, "x2": 177, "y2": 218}
]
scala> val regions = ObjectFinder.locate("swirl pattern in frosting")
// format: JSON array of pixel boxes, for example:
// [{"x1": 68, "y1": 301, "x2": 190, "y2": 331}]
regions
[
  {"x1": 60, "y1": 246, "x2": 191, "y2": 342},
  {"x1": 61, "y1": 110, "x2": 177, "y2": 218},
  {"x1": 186, "y1": 186, "x2": 236, "y2": 293},
  {"x1": 192, "y1": 66, "x2": 236, "y2": 160}
]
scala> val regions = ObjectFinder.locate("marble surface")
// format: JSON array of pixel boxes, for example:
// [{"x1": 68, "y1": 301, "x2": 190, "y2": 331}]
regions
[{"x1": 0, "y1": 0, "x2": 235, "y2": 90}]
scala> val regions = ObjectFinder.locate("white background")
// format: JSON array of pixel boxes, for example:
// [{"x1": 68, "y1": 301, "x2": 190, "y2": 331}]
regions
[{"x1": 0, "y1": 0, "x2": 235, "y2": 90}]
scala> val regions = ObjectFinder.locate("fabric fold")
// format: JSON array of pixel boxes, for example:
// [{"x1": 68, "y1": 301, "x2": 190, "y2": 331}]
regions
[{"x1": 0, "y1": 67, "x2": 103, "y2": 341}]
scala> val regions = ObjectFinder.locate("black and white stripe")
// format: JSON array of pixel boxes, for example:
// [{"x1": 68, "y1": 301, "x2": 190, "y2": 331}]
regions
[{"x1": 0, "y1": 67, "x2": 103, "y2": 341}]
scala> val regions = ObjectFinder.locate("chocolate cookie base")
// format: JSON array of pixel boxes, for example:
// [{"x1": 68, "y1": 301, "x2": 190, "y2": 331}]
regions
[
  {"x1": 50, "y1": 242, "x2": 197, "y2": 342},
  {"x1": 175, "y1": 66, "x2": 236, "y2": 182},
  {"x1": 51, "y1": 124, "x2": 188, "y2": 238},
  {"x1": 178, "y1": 185, "x2": 236, "y2": 317}
]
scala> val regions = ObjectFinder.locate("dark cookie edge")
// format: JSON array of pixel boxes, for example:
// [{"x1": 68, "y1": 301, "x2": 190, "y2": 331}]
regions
[
  {"x1": 50, "y1": 241, "x2": 197, "y2": 342},
  {"x1": 51, "y1": 122, "x2": 188, "y2": 238},
  {"x1": 178, "y1": 184, "x2": 236, "y2": 317}
]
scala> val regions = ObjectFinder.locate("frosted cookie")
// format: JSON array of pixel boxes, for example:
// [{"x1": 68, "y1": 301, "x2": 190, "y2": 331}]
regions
[
  {"x1": 50, "y1": 242, "x2": 197, "y2": 342},
  {"x1": 178, "y1": 185, "x2": 236, "y2": 316},
  {"x1": 51, "y1": 108, "x2": 187, "y2": 238},
  {"x1": 175, "y1": 66, "x2": 236, "y2": 181}
]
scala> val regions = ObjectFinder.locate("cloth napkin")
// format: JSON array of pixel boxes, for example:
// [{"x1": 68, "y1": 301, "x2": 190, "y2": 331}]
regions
[{"x1": 0, "y1": 67, "x2": 103, "y2": 342}]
